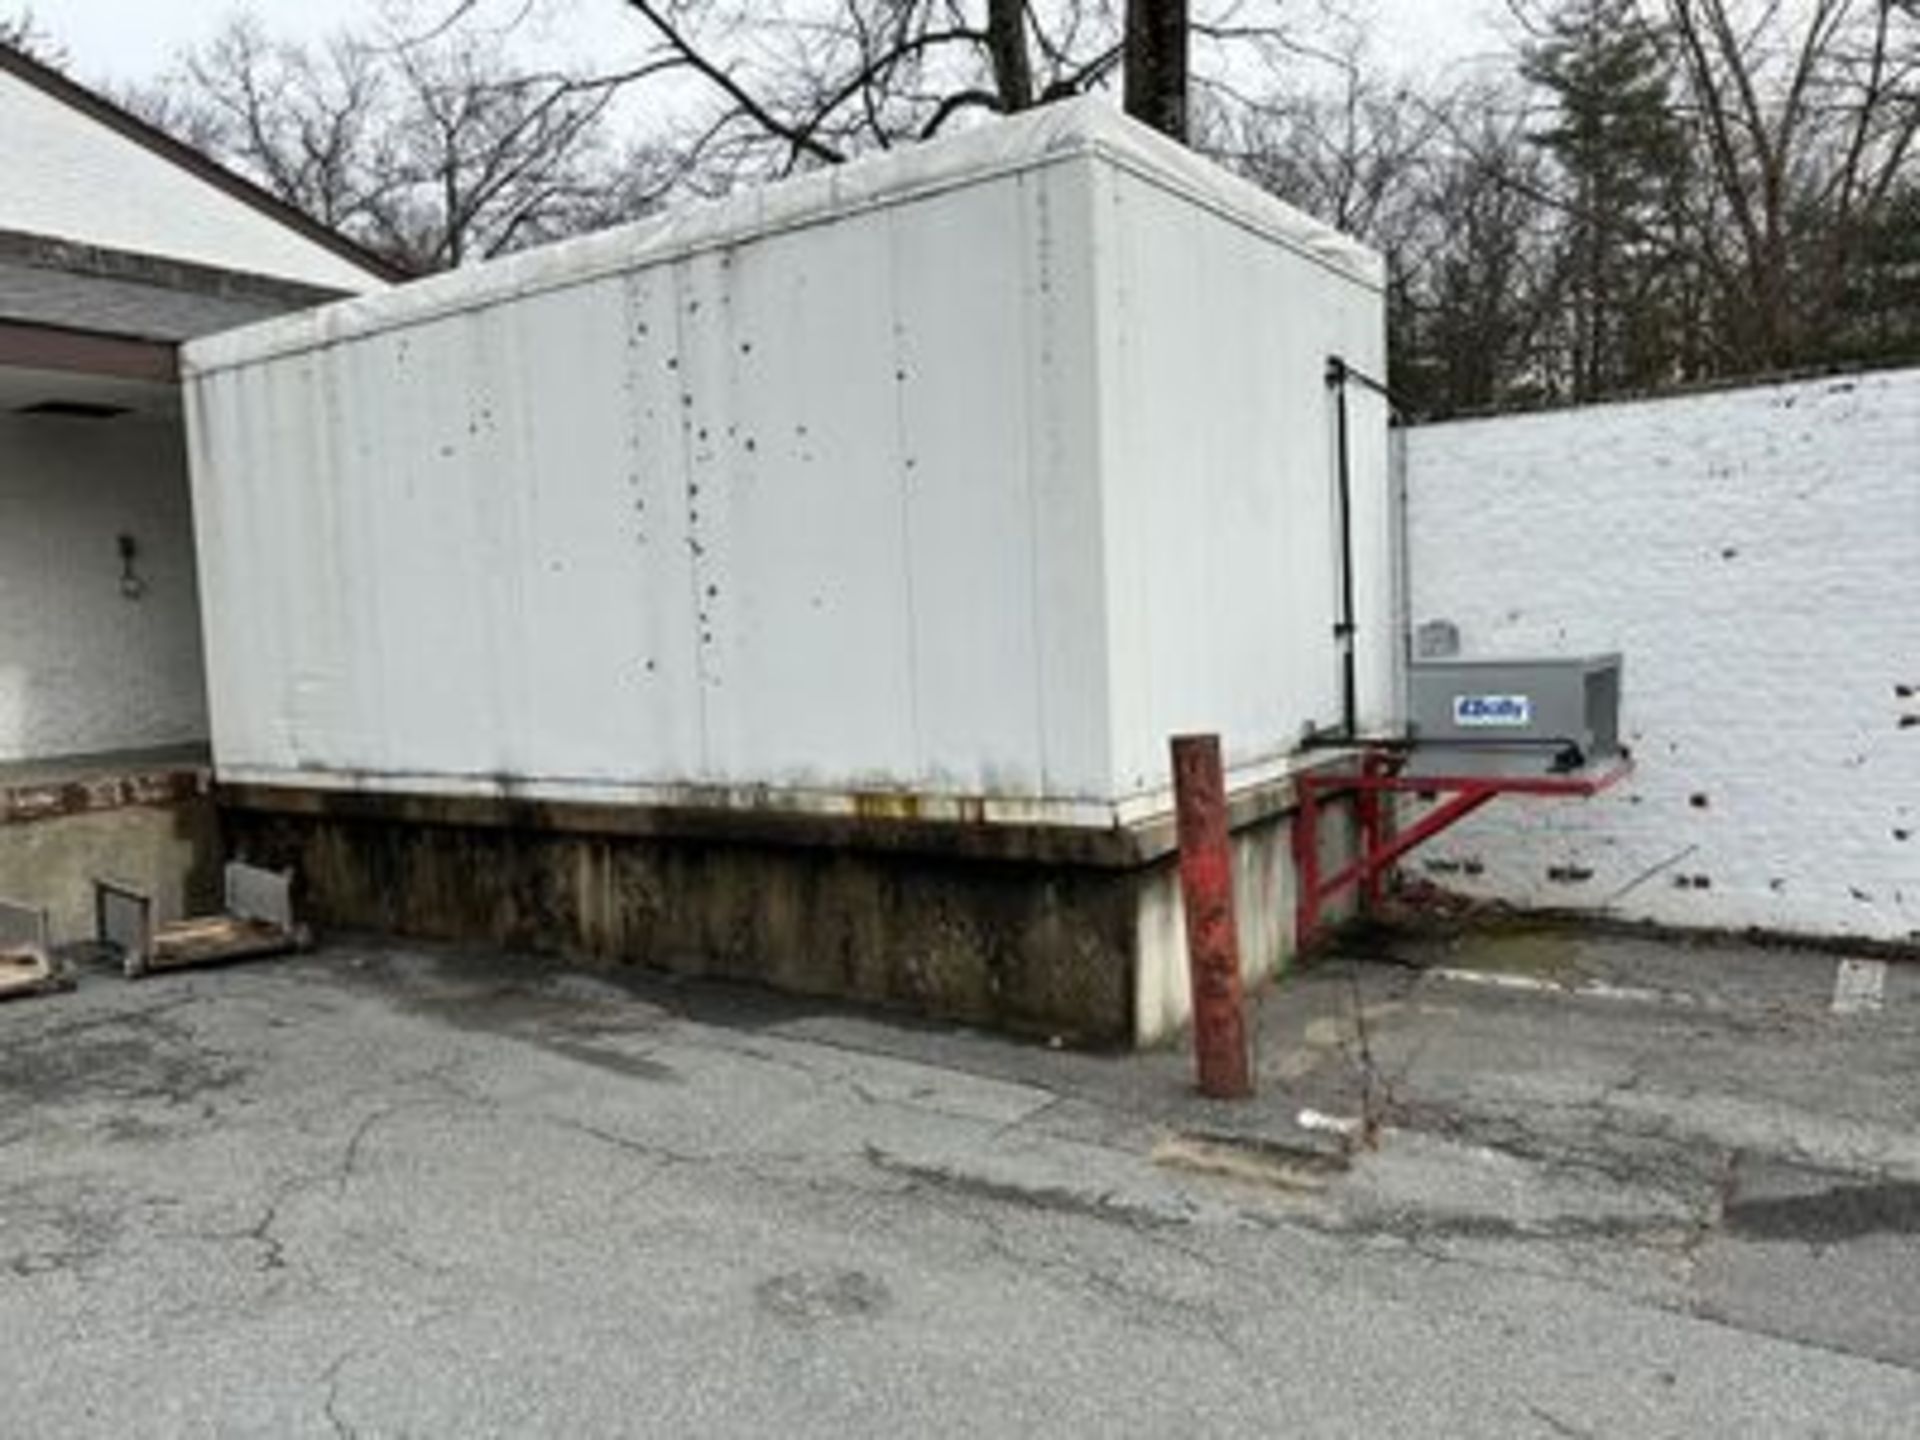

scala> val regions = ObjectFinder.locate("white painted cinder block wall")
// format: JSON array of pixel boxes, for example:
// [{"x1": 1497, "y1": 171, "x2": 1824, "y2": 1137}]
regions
[
  {"x1": 1406, "y1": 366, "x2": 1920, "y2": 944},
  {"x1": 0, "y1": 415, "x2": 208, "y2": 762}
]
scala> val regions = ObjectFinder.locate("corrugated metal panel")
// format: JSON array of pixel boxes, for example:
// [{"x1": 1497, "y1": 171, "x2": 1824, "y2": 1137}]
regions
[
  {"x1": 184, "y1": 100, "x2": 1388, "y2": 825},
  {"x1": 1092, "y1": 158, "x2": 1393, "y2": 800}
]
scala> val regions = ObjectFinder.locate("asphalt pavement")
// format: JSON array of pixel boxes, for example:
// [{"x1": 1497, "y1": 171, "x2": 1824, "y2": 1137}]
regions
[{"x1": 2, "y1": 922, "x2": 1915, "y2": 1436}]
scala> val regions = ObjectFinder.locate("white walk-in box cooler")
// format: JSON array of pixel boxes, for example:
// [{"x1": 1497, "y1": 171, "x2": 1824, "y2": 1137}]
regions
[{"x1": 185, "y1": 99, "x2": 1392, "y2": 1044}]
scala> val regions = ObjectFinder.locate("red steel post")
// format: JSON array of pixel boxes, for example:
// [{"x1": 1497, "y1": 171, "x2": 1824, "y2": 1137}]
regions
[
  {"x1": 1357, "y1": 749, "x2": 1391, "y2": 912},
  {"x1": 1292, "y1": 770, "x2": 1323, "y2": 952},
  {"x1": 1169, "y1": 734, "x2": 1253, "y2": 1099}
]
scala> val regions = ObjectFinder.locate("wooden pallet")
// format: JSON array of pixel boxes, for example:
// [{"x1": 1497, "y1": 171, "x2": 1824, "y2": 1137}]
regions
[
  {"x1": 148, "y1": 915, "x2": 297, "y2": 971},
  {"x1": 96, "y1": 864, "x2": 310, "y2": 979},
  {"x1": 0, "y1": 900, "x2": 67, "y2": 1001},
  {"x1": 0, "y1": 947, "x2": 55, "y2": 1000}
]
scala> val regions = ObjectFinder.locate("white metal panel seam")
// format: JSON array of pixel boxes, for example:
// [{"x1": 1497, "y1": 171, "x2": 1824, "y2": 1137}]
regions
[{"x1": 885, "y1": 204, "x2": 926, "y2": 777}]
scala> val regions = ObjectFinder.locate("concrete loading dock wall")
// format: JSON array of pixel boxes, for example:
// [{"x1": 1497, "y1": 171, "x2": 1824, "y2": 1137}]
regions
[
  {"x1": 1406, "y1": 367, "x2": 1920, "y2": 945},
  {"x1": 185, "y1": 101, "x2": 1391, "y2": 1043},
  {"x1": 0, "y1": 758, "x2": 217, "y2": 942}
]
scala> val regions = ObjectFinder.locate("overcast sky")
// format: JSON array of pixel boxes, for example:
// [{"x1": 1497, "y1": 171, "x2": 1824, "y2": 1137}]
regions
[{"x1": 23, "y1": 0, "x2": 1512, "y2": 89}]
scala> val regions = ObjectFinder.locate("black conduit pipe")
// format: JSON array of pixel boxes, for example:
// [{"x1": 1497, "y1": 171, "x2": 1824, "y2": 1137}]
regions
[
  {"x1": 1322, "y1": 355, "x2": 1417, "y2": 747},
  {"x1": 1326, "y1": 357, "x2": 1360, "y2": 741}
]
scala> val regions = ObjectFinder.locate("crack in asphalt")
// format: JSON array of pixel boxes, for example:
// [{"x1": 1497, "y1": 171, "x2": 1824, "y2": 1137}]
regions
[
  {"x1": 1527, "y1": 1400, "x2": 1596, "y2": 1438},
  {"x1": 861, "y1": 1143, "x2": 1192, "y2": 1232},
  {"x1": 318, "y1": 1349, "x2": 359, "y2": 1440}
]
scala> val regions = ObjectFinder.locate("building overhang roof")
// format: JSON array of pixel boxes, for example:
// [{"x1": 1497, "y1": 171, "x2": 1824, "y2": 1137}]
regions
[
  {"x1": 0, "y1": 227, "x2": 347, "y2": 347},
  {"x1": 0, "y1": 319, "x2": 175, "y2": 383}
]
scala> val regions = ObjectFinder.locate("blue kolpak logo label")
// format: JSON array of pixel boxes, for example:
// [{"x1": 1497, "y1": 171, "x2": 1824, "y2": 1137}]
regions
[{"x1": 1453, "y1": 693, "x2": 1532, "y2": 727}]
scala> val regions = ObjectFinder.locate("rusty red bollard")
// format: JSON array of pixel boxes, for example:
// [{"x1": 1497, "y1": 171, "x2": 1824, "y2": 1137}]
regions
[{"x1": 1169, "y1": 734, "x2": 1253, "y2": 1099}]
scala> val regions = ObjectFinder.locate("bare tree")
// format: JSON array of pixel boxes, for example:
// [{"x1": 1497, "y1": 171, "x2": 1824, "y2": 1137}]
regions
[
  {"x1": 128, "y1": 11, "x2": 677, "y2": 271},
  {"x1": 1211, "y1": 26, "x2": 1437, "y2": 242},
  {"x1": 1, "y1": 6, "x2": 63, "y2": 62},
  {"x1": 1662, "y1": 0, "x2": 1920, "y2": 370},
  {"x1": 615, "y1": 1, "x2": 1334, "y2": 185},
  {"x1": 612, "y1": 0, "x2": 1108, "y2": 179},
  {"x1": 1371, "y1": 0, "x2": 1920, "y2": 410},
  {"x1": 87, "y1": 0, "x2": 1920, "y2": 402}
]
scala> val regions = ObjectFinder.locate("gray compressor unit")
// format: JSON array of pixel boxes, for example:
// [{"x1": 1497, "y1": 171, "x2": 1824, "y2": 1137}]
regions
[{"x1": 1407, "y1": 653, "x2": 1623, "y2": 768}]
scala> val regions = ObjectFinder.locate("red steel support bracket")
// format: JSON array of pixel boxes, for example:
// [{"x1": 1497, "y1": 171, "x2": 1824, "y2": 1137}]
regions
[
  {"x1": 1292, "y1": 751, "x2": 1634, "y2": 951},
  {"x1": 1170, "y1": 734, "x2": 1254, "y2": 1099}
]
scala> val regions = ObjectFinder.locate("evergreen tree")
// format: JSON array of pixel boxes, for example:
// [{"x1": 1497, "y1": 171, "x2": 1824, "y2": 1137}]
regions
[{"x1": 1521, "y1": 0, "x2": 1687, "y2": 398}]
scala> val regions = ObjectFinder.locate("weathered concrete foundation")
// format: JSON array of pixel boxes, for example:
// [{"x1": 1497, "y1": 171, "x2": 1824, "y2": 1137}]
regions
[
  {"x1": 0, "y1": 750, "x2": 220, "y2": 942},
  {"x1": 221, "y1": 778, "x2": 1356, "y2": 1048}
]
